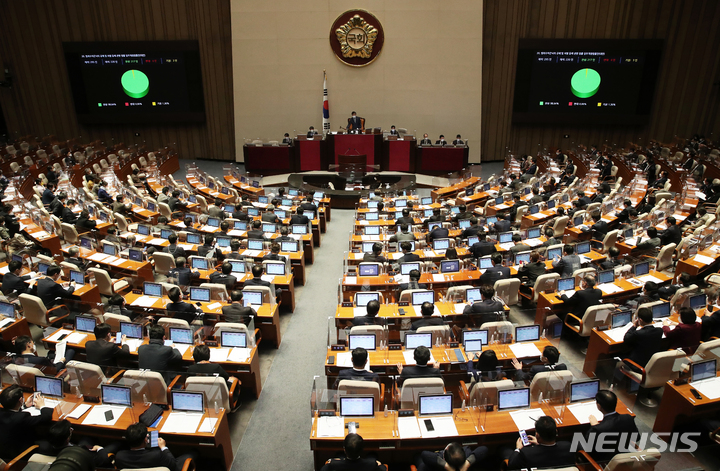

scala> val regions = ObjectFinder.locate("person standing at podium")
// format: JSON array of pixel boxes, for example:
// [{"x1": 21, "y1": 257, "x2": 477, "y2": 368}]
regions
[
  {"x1": 389, "y1": 125, "x2": 399, "y2": 136},
  {"x1": 435, "y1": 135, "x2": 447, "y2": 146},
  {"x1": 347, "y1": 111, "x2": 363, "y2": 133},
  {"x1": 420, "y1": 133, "x2": 432, "y2": 145},
  {"x1": 307, "y1": 126, "x2": 318, "y2": 138}
]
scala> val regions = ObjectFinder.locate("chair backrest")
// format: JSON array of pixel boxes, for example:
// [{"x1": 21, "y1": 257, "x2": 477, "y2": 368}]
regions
[
  {"x1": 417, "y1": 325, "x2": 451, "y2": 345},
  {"x1": 65, "y1": 360, "x2": 108, "y2": 396},
  {"x1": 157, "y1": 317, "x2": 191, "y2": 333},
  {"x1": 586, "y1": 203, "x2": 601, "y2": 213},
  {"x1": 468, "y1": 379, "x2": 515, "y2": 407},
  {"x1": 212, "y1": 322, "x2": 251, "y2": 341},
  {"x1": 656, "y1": 243, "x2": 676, "y2": 272},
  {"x1": 28, "y1": 454, "x2": 56, "y2": 464},
  {"x1": 610, "y1": 165, "x2": 618, "y2": 177},
  {"x1": 669, "y1": 285, "x2": 698, "y2": 308},
  {"x1": 153, "y1": 252, "x2": 176, "y2": 275},
  {"x1": 573, "y1": 267, "x2": 597, "y2": 285},
  {"x1": 242, "y1": 285, "x2": 276, "y2": 306},
  {"x1": 643, "y1": 350, "x2": 686, "y2": 388},
  {"x1": 493, "y1": 278, "x2": 520, "y2": 306},
  {"x1": 400, "y1": 377, "x2": 445, "y2": 409},
  {"x1": 397, "y1": 289, "x2": 428, "y2": 304},
  {"x1": 444, "y1": 285, "x2": 475, "y2": 302},
  {"x1": 18, "y1": 293, "x2": 49, "y2": 327},
  {"x1": 114, "y1": 212, "x2": 128, "y2": 232},
  {"x1": 185, "y1": 375, "x2": 230, "y2": 410},
  {"x1": 50, "y1": 215, "x2": 62, "y2": 235},
  {"x1": 533, "y1": 273, "x2": 560, "y2": 302},
  {"x1": 578, "y1": 305, "x2": 614, "y2": 337},
  {"x1": 479, "y1": 321, "x2": 513, "y2": 342},
  {"x1": 103, "y1": 312, "x2": 132, "y2": 331},
  {"x1": 604, "y1": 448, "x2": 661, "y2": 471},
  {"x1": 529, "y1": 370, "x2": 574, "y2": 402},
  {"x1": 514, "y1": 205, "x2": 528, "y2": 224},
  {"x1": 158, "y1": 202, "x2": 172, "y2": 218},
  {"x1": 695, "y1": 339, "x2": 720, "y2": 363},
  {"x1": 87, "y1": 267, "x2": 116, "y2": 296},
  {"x1": 603, "y1": 230, "x2": 619, "y2": 252},
  {"x1": 199, "y1": 282, "x2": 229, "y2": 301},
  {"x1": 5, "y1": 363, "x2": 45, "y2": 389},
  {"x1": 552, "y1": 217, "x2": 569, "y2": 238},
  {"x1": 60, "y1": 223, "x2": 80, "y2": 244},
  {"x1": 338, "y1": 380, "x2": 382, "y2": 411},
  {"x1": 122, "y1": 369, "x2": 169, "y2": 404},
  {"x1": 349, "y1": 325, "x2": 386, "y2": 347},
  {"x1": 195, "y1": 194, "x2": 208, "y2": 212}
]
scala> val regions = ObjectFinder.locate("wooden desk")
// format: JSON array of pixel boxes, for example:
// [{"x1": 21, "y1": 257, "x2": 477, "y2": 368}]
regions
[
  {"x1": 243, "y1": 144, "x2": 294, "y2": 175},
  {"x1": 222, "y1": 175, "x2": 265, "y2": 197},
  {"x1": 66, "y1": 247, "x2": 155, "y2": 284},
  {"x1": 431, "y1": 178, "x2": 479, "y2": 201},
  {"x1": 0, "y1": 317, "x2": 31, "y2": 352},
  {"x1": 417, "y1": 146, "x2": 469, "y2": 175},
  {"x1": 653, "y1": 379, "x2": 720, "y2": 436},
  {"x1": 675, "y1": 246, "x2": 720, "y2": 282}
]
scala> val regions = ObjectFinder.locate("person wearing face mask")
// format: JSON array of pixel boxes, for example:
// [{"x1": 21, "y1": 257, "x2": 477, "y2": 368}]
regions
[{"x1": 14, "y1": 335, "x2": 74, "y2": 370}]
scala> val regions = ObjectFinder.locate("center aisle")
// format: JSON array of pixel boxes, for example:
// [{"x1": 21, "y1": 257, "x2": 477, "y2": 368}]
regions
[{"x1": 231, "y1": 208, "x2": 354, "y2": 471}]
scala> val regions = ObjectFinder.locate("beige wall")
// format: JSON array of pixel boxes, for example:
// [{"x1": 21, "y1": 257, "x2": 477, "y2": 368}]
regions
[{"x1": 231, "y1": 0, "x2": 483, "y2": 163}]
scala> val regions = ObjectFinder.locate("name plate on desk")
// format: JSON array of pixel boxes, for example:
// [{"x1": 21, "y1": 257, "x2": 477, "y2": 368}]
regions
[
  {"x1": 205, "y1": 340, "x2": 218, "y2": 347},
  {"x1": 399, "y1": 302, "x2": 409, "y2": 306},
  {"x1": 388, "y1": 344, "x2": 402, "y2": 351},
  {"x1": 331, "y1": 344, "x2": 346, "y2": 351},
  {"x1": 341, "y1": 302, "x2": 353, "y2": 307},
  {"x1": 398, "y1": 409, "x2": 414, "y2": 417}
]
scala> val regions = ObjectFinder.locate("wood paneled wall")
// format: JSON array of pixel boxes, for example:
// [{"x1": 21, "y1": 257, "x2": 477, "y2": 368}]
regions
[
  {"x1": 0, "y1": 0, "x2": 234, "y2": 160},
  {"x1": 482, "y1": 0, "x2": 720, "y2": 161}
]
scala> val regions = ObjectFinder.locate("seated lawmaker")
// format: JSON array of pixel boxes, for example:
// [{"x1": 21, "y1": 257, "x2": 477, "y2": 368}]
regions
[
  {"x1": 363, "y1": 242, "x2": 387, "y2": 263},
  {"x1": 1, "y1": 259, "x2": 31, "y2": 295},
  {"x1": 320, "y1": 434, "x2": 384, "y2": 471},
  {"x1": 85, "y1": 322, "x2": 131, "y2": 368},
  {"x1": 478, "y1": 253, "x2": 510, "y2": 285},
  {"x1": 396, "y1": 346, "x2": 441, "y2": 383},
  {"x1": 463, "y1": 285, "x2": 504, "y2": 324},
  {"x1": 662, "y1": 307, "x2": 701, "y2": 354},
  {"x1": 551, "y1": 244, "x2": 581, "y2": 277},
  {"x1": 411, "y1": 302, "x2": 444, "y2": 330},
  {"x1": 14, "y1": 335, "x2": 73, "y2": 370},
  {"x1": 332, "y1": 347, "x2": 379, "y2": 389},
  {"x1": 511, "y1": 345, "x2": 566, "y2": 381},
  {"x1": 399, "y1": 269, "x2": 427, "y2": 292},
  {"x1": 37, "y1": 265, "x2": 77, "y2": 309},
  {"x1": 76, "y1": 209, "x2": 97, "y2": 230},
  {"x1": 516, "y1": 250, "x2": 546, "y2": 286},
  {"x1": 621, "y1": 307, "x2": 662, "y2": 373},
  {"x1": 352, "y1": 299, "x2": 383, "y2": 326},
  {"x1": 168, "y1": 257, "x2": 200, "y2": 286},
  {"x1": 0, "y1": 385, "x2": 55, "y2": 462},
  {"x1": 221, "y1": 290, "x2": 256, "y2": 324},
  {"x1": 416, "y1": 442, "x2": 489, "y2": 471},
  {"x1": 166, "y1": 286, "x2": 202, "y2": 324},
  {"x1": 209, "y1": 262, "x2": 238, "y2": 289},
  {"x1": 505, "y1": 416, "x2": 575, "y2": 470},
  {"x1": 187, "y1": 345, "x2": 233, "y2": 386},
  {"x1": 469, "y1": 233, "x2": 497, "y2": 258},
  {"x1": 138, "y1": 325, "x2": 182, "y2": 379},
  {"x1": 559, "y1": 274, "x2": 602, "y2": 322},
  {"x1": 115, "y1": 422, "x2": 196, "y2": 471},
  {"x1": 584, "y1": 390, "x2": 639, "y2": 465}
]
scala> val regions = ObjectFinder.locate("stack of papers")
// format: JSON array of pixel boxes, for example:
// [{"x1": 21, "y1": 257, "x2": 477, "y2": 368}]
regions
[
  {"x1": 124, "y1": 338, "x2": 143, "y2": 352},
  {"x1": 432, "y1": 274, "x2": 445, "y2": 282},
  {"x1": 692, "y1": 377, "x2": 720, "y2": 400},
  {"x1": 637, "y1": 275, "x2": 663, "y2": 284},
  {"x1": 525, "y1": 239, "x2": 543, "y2": 247},
  {"x1": 397, "y1": 417, "x2": 422, "y2": 439},
  {"x1": 83, "y1": 405, "x2": 126, "y2": 425},
  {"x1": 624, "y1": 238, "x2": 638, "y2": 246},
  {"x1": 198, "y1": 418, "x2": 218, "y2": 433},
  {"x1": 498, "y1": 242, "x2": 515, "y2": 250},
  {"x1": 228, "y1": 347, "x2": 251, "y2": 362},
  {"x1": 345, "y1": 276, "x2": 357, "y2": 285},
  {"x1": 64, "y1": 332, "x2": 88, "y2": 344},
  {"x1": 419, "y1": 416, "x2": 458, "y2": 438},
  {"x1": 605, "y1": 323, "x2": 634, "y2": 342},
  {"x1": 509, "y1": 408, "x2": 545, "y2": 430},
  {"x1": 66, "y1": 403, "x2": 92, "y2": 419},
  {"x1": 693, "y1": 254, "x2": 716, "y2": 265},
  {"x1": 207, "y1": 302, "x2": 222, "y2": 310},
  {"x1": 260, "y1": 275, "x2": 276, "y2": 283},
  {"x1": 316, "y1": 417, "x2": 345, "y2": 437},
  {"x1": 423, "y1": 250, "x2": 436, "y2": 257},
  {"x1": 88, "y1": 253, "x2": 109, "y2": 262},
  {"x1": 210, "y1": 348, "x2": 230, "y2": 362},
  {"x1": 454, "y1": 303, "x2": 467, "y2": 314},
  {"x1": 598, "y1": 283, "x2": 623, "y2": 294},
  {"x1": 568, "y1": 402, "x2": 601, "y2": 424},
  {"x1": 131, "y1": 296, "x2": 158, "y2": 307},
  {"x1": 0, "y1": 317, "x2": 15, "y2": 328},
  {"x1": 509, "y1": 343, "x2": 542, "y2": 358},
  {"x1": 243, "y1": 250, "x2": 261, "y2": 257},
  {"x1": 161, "y1": 412, "x2": 204, "y2": 433}
]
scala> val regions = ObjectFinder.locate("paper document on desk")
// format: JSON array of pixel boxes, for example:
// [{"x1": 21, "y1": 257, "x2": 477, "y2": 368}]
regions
[
  {"x1": 336, "y1": 352, "x2": 353, "y2": 368},
  {"x1": 432, "y1": 274, "x2": 445, "y2": 282},
  {"x1": 495, "y1": 204, "x2": 509, "y2": 210},
  {"x1": 525, "y1": 238, "x2": 543, "y2": 247},
  {"x1": 198, "y1": 418, "x2": 218, "y2": 434},
  {"x1": 178, "y1": 244, "x2": 194, "y2": 251},
  {"x1": 227, "y1": 230, "x2": 245, "y2": 237},
  {"x1": 693, "y1": 377, "x2": 720, "y2": 400},
  {"x1": 605, "y1": 323, "x2": 633, "y2": 342},
  {"x1": 131, "y1": 296, "x2": 158, "y2": 307},
  {"x1": 397, "y1": 417, "x2": 422, "y2": 439},
  {"x1": 345, "y1": 276, "x2": 357, "y2": 285},
  {"x1": 65, "y1": 332, "x2": 87, "y2": 344},
  {"x1": 693, "y1": 254, "x2": 716, "y2": 265},
  {"x1": 210, "y1": 348, "x2": 230, "y2": 362},
  {"x1": 55, "y1": 341, "x2": 67, "y2": 363},
  {"x1": 498, "y1": 242, "x2": 515, "y2": 250},
  {"x1": 423, "y1": 250, "x2": 436, "y2": 257},
  {"x1": 47, "y1": 329, "x2": 72, "y2": 342},
  {"x1": 510, "y1": 408, "x2": 545, "y2": 431},
  {"x1": 391, "y1": 252, "x2": 404, "y2": 260},
  {"x1": 350, "y1": 252, "x2": 363, "y2": 260},
  {"x1": 33, "y1": 231, "x2": 50, "y2": 239},
  {"x1": 67, "y1": 403, "x2": 92, "y2": 419},
  {"x1": 174, "y1": 344, "x2": 191, "y2": 357},
  {"x1": 87, "y1": 253, "x2": 109, "y2": 262},
  {"x1": 260, "y1": 275, "x2": 275, "y2": 283},
  {"x1": 454, "y1": 303, "x2": 468, "y2": 314},
  {"x1": 403, "y1": 351, "x2": 435, "y2": 365},
  {"x1": 201, "y1": 225, "x2": 217, "y2": 232},
  {"x1": 316, "y1": 417, "x2": 345, "y2": 437},
  {"x1": 147, "y1": 238, "x2": 166, "y2": 245},
  {"x1": 419, "y1": 416, "x2": 458, "y2": 438},
  {"x1": 509, "y1": 343, "x2": 542, "y2": 359},
  {"x1": 579, "y1": 255, "x2": 591, "y2": 264},
  {"x1": 568, "y1": 401, "x2": 601, "y2": 424},
  {"x1": 124, "y1": 339, "x2": 143, "y2": 352},
  {"x1": 0, "y1": 265, "x2": 9, "y2": 275},
  {"x1": 0, "y1": 317, "x2": 14, "y2": 328},
  {"x1": 242, "y1": 250, "x2": 261, "y2": 257},
  {"x1": 109, "y1": 258, "x2": 126, "y2": 266},
  {"x1": 161, "y1": 412, "x2": 204, "y2": 434},
  {"x1": 624, "y1": 238, "x2": 638, "y2": 247},
  {"x1": 637, "y1": 275, "x2": 663, "y2": 284},
  {"x1": 353, "y1": 307, "x2": 368, "y2": 317},
  {"x1": 207, "y1": 302, "x2": 222, "y2": 310},
  {"x1": 599, "y1": 283, "x2": 623, "y2": 295},
  {"x1": 83, "y1": 405, "x2": 126, "y2": 426},
  {"x1": 228, "y1": 347, "x2": 251, "y2": 362}
]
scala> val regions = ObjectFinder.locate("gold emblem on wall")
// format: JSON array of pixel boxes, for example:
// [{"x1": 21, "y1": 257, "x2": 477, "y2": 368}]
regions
[{"x1": 330, "y1": 10, "x2": 384, "y2": 67}]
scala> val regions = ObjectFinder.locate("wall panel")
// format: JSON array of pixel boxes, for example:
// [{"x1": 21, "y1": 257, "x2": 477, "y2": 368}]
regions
[{"x1": 0, "y1": 0, "x2": 234, "y2": 160}]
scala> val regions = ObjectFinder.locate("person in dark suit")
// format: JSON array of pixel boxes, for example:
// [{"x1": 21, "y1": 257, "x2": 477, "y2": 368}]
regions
[
  {"x1": 492, "y1": 213, "x2": 512, "y2": 233},
  {"x1": 209, "y1": 262, "x2": 238, "y2": 289},
  {"x1": 282, "y1": 132, "x2": 293, "y2": 144},
  {"x1": 307, "y1": 126, "x2": 318, "y2": 138},
  {"x1": 509, "y1": 233, "x2": 532, "y2": 255},
  {"x1": 452, "y1": 134, "x2": 464, "y2": 146},
  {"x1": 417, "y1": 442, "x2": 488, "y2": 471},
  {"x1": 622, "y1": 307, "x2": 663, "y2": 372},
  {"x1": 702, "y1": 304, "x2": 720, "y2": 340},
  {"x1": 231, "y1": 202, "x2": 249, "y2": 221},
  {"x1": 64, "y1": 246, "x2": 87, "y2": 272},
  {"x1": 320, "y1": 434, "x2": 384, "y2": 471},
  {"x1": 659, "y1": 216, "x2": 682, "y2": 246},
  {"x1": 552, "y1": 244, "x2": 581, "y2": 277},
  {"x1": 14, "y1": 335, "x2": 72, "y2": 370},
  {"x1": 460, "y1": 217, "x2": 483, "y2": 239},
  {"x1": 394, "y1": 208, "x2": 414, "y2": 227},
  {"x1": 37, "y1": 265, "x2": 77, "y2": 309},
  {"x1": 652, "y1": 170, "x2": 669, "y2": 189},
  {"x1": 246, "y1": 220, "x2": 266, "y2": 240},
  {"x1": 2, "y1": 260, "x2": 31, "y2": 295},
  {"x1": 41, "y1": 182, "x2": 56, "y2": 206},
  {"x1": 389, "y1": 125, "x2": 399, "y2": 136},
  {"x1": 478, "y1": 253, "x2": 510, "y2": 285},
  {"x1": 505, "y1": 416, "x2": 575, "y2": 470},
  {"x1": 300, "y1": 195, "x2": 318, "y2": 213},
  {"x1": 261, "y1": 205, "x2": 280, "y2": 224},
  {"x1": 363, "y1": 242, "x2": 387, "y2": 263},
  {"x1": 244, "y1": 264, "x2": 283, "y2": 300},
  {"x1": 162, "y1": 233, "x2": 186, "y2": 260},
  {"x1": 166, "y1": 286, "x2": 202, "y2": 324},
  {"x1": 398, "y1": 269, "x2": 427, "y2": 293},
  {"x1": 435, "y1": 135, "x2": 447, "y2": 146},
  {"x1": 463, "y1": 285, "x2": 504, "y2": 324},
  {"x1": 420, "y1": 133, "x2": 432, "y2": 146},
  {"x1": 452, "y1": 205, "x2": 473, "y2": 223},
  {"x1": 615, "y1": 200, "x2": 633, "y2": 224},
  {"x1": 469, "y1": 233, "x2": 497, "y2": 259},
  {"x1": 352, "y1": 300, "x2": 383, "y2": 326},
  {"x1": 138, "y1": 324, "x2": 183, "y2": 379},
  {"x1": 182, "y1": 216, "x2": 200, "y2": 234},
  {"x1": 425, "y1": 208, "x2": 444, "y2": 225},
  {"x1": 221, "y1": 290, "x2": 256, "y2": 324},
  {"x1": 75, "y1": 209, "x2": 97, "y2": 231},
  {"x1": 168, "y1": 190, "x2": 188, "y2": 212},
  {"x1": 49, "y1": 192, "x2": 67, "y2": 218},
  {"x1": 36, "y1": 419, "x2": 116, "y2": 467},
  {"x1": 560, "y1": 274, "x2": 602, "y2": 322},
  {"x1": 396, "y1": 241, "x2": 420, "y2": 264},
  {"x1": 662, "y1": 307, "x2": 702, "y2": 353},
  {"x1": 516, "y1": 250, "x2": 546, "y2": 285},
  {"x1": 511, "y1": 345, "x2": 566, "y2": 381},
  {"x1": 263, "y1": 243, "x2": 287, "y2": 264},
  {"x1": 290, "y1": 207, "x2": 310, "y2": 226},
  {"x1": 411, "y1": 302, "x2": 444, "y2": 330},
  {"x1": 61, "y1": 199, "x2": 78, "y2": 224},
  {"x1": 168, "y1": 257, "x2": 200, "y2": 286},
  {"x1": 396, "y1": 345, "x2": 442, "y2": 384},
  {"x1": 187, "y1": 344, "x2": 236, "y2": 393},
  {"x1": 426, "y1": 224, "x2": 449, "y2": 244},
  {"x1": 0, "y1": 385, "x2": 55, "y2": 461},
  {"x1": 585, "y1": 211, "x2": 609, "y2": 240},
  {"x1": 333, "y1": 347, "x2": 380, "y2": 389},
  {"x1": 85, "y1": 323, "x2": 131, "y2": 368},
  {"x1": 115, "y1": 422, "x2": 196, "y2": 471},
  {"x1": 347, "y1": 112, "x2": 363, "y2": 133},
  {"x1": 583, "y1": 390, "x2": 639, "y2": 464}
]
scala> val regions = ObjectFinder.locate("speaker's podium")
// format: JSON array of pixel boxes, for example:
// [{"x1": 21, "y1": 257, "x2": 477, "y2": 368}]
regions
[
  {"x1": 295, "y1": 134, "x2": 323, "y2": 171},
  {"x1": 383, "y1": 136, "x2": 416, "y2": 172},
  {"x1": 327, "y1": 131, "x2": 382, "y2": 168}
]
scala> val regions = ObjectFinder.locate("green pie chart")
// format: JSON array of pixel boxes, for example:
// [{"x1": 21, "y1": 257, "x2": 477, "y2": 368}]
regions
[
  {"x1": 571, "y1": 68, "x2": 601, "y2": 98},
  {"x1": 121, "y1": 69, "x2": 149, "y2": 98}
]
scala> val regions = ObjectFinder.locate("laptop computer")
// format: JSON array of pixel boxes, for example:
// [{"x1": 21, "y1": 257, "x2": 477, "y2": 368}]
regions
[
  {"x1": 691, "y1": 359, "x2": 717, "y2": 383},
  {"x1": 612, "y1": 310, "x2": 633, "y2": 329},
  {"x1": 557, "y1": 277, "x2": 575, "y2": 292},
  {"x1": 36, "y1": 376, "x2": 63, "y2": 399},
  {"x1": 651, "y1": 302, "x2": 671, "y2": 320}
]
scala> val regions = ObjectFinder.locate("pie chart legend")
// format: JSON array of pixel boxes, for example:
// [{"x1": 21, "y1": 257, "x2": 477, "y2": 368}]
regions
[
  {"x1": 121, "y1": 69, "x2": 149, "y2": 98},
  {"x1": 571, "y1": 68, "x2": 601, "y2": 98}
]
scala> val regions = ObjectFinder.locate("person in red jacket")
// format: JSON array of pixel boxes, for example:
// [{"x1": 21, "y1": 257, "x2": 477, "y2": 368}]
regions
[{"x1": 663, "y1": 307, "x2": 702, "y2": 354}]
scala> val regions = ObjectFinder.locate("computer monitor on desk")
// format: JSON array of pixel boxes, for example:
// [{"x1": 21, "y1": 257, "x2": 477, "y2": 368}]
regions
[
  {"x1": 221, "y1": 331, "x2": 247, "y2": 348},
  {"x1": 418, "y1": 394, "x2": 453, "y2": 416},
  {"x1": 689, "y1": 293, "x2": 707, "y2": 310},
  {"x1": 216, "y1": 237, "x2": 231, "y2": 248},
  {"x1": 120, "y1": 322, "x2": 143, "y2": 339},
  {"x1": 190, "y1": 257, "x2": 209, "y2": 270},
  {"x1": 229, "y1": 260, "x2": 246, "y2": 274},
  {"x1": 411, "y1": 291, "x2": 434, "y2": 306},
  {"x1": 691, "y1": 359, "x2": 716, "y2": 383},
  {"x1": 339, "y1": 396, "x2": 375, "y2": 417},
  {"x1": 400, "y1": 263, "x2": 421, "y2": 275},
  {"x1": 186, "y1": 233, "x2": 201, "y2": 245},
  {"x1": 633, "y1": 261, "x2": 650, "y2": 277},
  {"x1": 497, "y1": 388, "x2": 530, "y2": 411},
  {"x1": 478, "y1": 257, "x2": 493, "y2": 269},
  {"x1": 354, "y1": 292, "x2": 380, "y2": 307},
  {"x1": 262, "y1": 223, "x2": 276, "y2": 233},
  {"x1": 348, "y1": 334, "x2": 376, "y2": 351},
  {"x1": 361, "y1": 242, "x2": 375, "y2": 253},
  {"x1": 364, "y1": 225, "x2": 380, "y2": 235},
  {"x1": 101, "y1": 384, "x2": 132, "y2": 406},
  {"x1": 547, "y1": 247, "x2": 562, "y2": 260},
  {"x1": 265, "y1": 262, "x2": 285, "y2": 276},
  {"x1": 234, "y1": 221, "x2": 248, "y2": 231},
  {"x1": 190, "y1": 287, "x2": 211, "y2": 303},
  {"x1": 281, "y1": 241, "x2": 298, "y2": 253},
  {"x1": 358, "y1": 264, "x2": 379, "y2": 277},
  {"x1": 428, "y1": 222, "x2": 441, "y2": 231},
  {"x1": 405, "y1": 333, "x2": 432, "y2": 349},
  {"x1": 498, "y1": 232, "x2": 513, "y2": 244},
  {"x1": 0, "y1": 301, "x2": 14, "y2": 318},
  {"x1": 466, "y1": 288, "x2": 481, "y2": 304},
  {"x1": 651, "y1": 302, "x2": 671, "y2": 320},
  {"x1": 144, "y1": 282, "x2": 163, "y2": 297},
  {"x1": 171, "y1": 391, "x2": 204, "y2": 413},
  {"x1": 170, "y1": 328, "x2": 194, "y2": 345},
  {"x1": 570, "y1": 380, "x2": 600, "y2": 402},
  {"x1": 70, "y1": 270, "x2": 85, "y2": 285},
  {"x1": 576, "y1": 241, "x2": 591, "y2": 255},
  {"x1": 421, "y1": 197, "x2": 433, "y2": 205},
  {"x1": 243, "y1": 291, "x2": 263, "y2": 306},
  {"x1": 365, "y1": 212, "x2": 379, "y2": 221},
  {"x1": 515, "y1": 325, "x2": 540, "y2": 343},
  {"x1": 246, "y1": 239, "x2": 263, "y2": 250},
  {"x1": 38, "y1": 262, "x2": 50, "y2": 275},
  {"x1": 612, "y1": 310, "x2": 633, "y2": 329},
  {"x1": 440, "y1": 260, "x2": 460, "y2": 273},
  {"x1": 527, "y1": 227, "x2": 542, "y2": 239},
  {"x1": 160, "y1": 229, "x2": 173, "y2": 240},
  {"x1": 514, "y1": 252, "x2": 531, "y2": 265},
  {"x1": 75, "y1": 316, "x2": 96, "y2": 333},
  {"x1": 36, "y1": 376, "x2": 63, "y2": 398},
  {"x1": 137, "y1": 224, "x2": 151, "y2": 236},
  {"x1": 433, "y1": 239, "x2": 450, "y2": 251},
  {"x1": 458, "y1": 219, "x2": 471, "y2": 229},
  {"x1": 128, "y1": 249, "x2": 144, "y2": 262},
  {"x1": 598, "y1": 270, "x2": 615, "y2": 284},
  {"x1": 463, "y1": 329, "x2": 488, "y2": 346},
  {"x1": 557, "y1": 277, "x2": 575, "y2": 292}
]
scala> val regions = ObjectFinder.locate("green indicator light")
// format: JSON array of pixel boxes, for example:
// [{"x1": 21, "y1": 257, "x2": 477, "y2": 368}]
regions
[
  {"x1": 539, "y1": 101, "x2": 543, "y2": 106},
  {"x1": 571, "y1": 68, "x2": 601, "y2": 98},
  {"x1": 121, "y1": 69, "x2": 149, "y2": 99}
]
